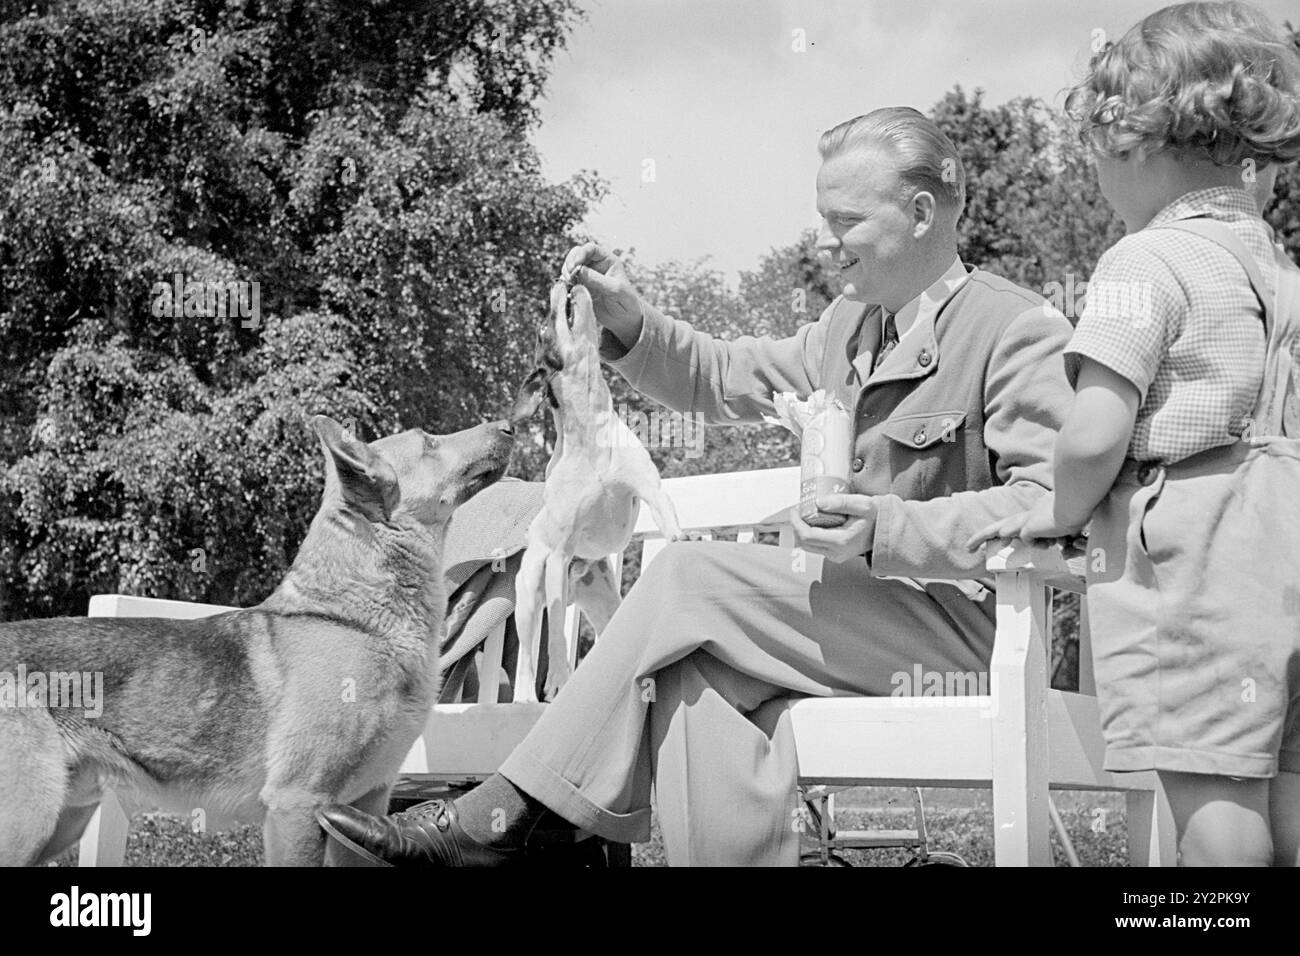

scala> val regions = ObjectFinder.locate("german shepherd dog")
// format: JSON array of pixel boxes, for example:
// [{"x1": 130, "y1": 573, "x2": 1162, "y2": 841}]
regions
[{"x1": 0, "y1": 414, "x2": 514, "y2": 866}]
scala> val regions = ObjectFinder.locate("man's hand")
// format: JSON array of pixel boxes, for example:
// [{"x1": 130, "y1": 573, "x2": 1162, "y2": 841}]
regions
[
  {"x1": 789, "y1": 493, "x2": 877, "y2": 563},
  {"x1": 965, "y1": 492, "x2": 1085, "y2": 550},
  {"x1": 562, "y1": 243, "x2": 645, "y2": 349}
]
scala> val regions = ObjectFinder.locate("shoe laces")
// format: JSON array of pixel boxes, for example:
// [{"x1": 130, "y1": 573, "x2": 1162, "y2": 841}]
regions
[{"x1": 400, "y1": 799, "x2": 453, "y2": 832}]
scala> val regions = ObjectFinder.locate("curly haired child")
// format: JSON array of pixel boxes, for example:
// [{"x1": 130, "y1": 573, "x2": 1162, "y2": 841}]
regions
[{"x1": 971, "y1": 1, "x2": 1300, "y2": 865}]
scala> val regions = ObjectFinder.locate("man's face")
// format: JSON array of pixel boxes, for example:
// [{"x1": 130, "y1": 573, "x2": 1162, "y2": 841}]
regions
[{"x1": 815, "y1": 148, "x2": 917, "y2": 306}]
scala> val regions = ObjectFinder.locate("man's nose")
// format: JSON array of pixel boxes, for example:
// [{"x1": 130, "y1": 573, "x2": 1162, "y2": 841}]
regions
[{"x1": 815, "y1": 220, "x2": 839, "y2": 250}]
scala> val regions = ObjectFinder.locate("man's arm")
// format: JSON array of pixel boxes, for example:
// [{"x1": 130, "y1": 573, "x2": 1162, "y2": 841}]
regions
[
  {"x1": 599, "y1": 296, "x2": 836, "y2": 426},
  {"x1": 566, "y1": 241, "x2": 835, "y2": 425},
  {"x1": 868, "y1": 304, "x2": 1076, "y2": 580}
]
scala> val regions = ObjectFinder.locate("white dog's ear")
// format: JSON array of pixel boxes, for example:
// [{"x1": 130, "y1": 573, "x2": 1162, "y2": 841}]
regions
[{"x1": 311, "y1": 415, "x2": 398, "y2": 519}]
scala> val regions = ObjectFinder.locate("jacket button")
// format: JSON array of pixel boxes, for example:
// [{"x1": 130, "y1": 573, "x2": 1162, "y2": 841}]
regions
[
  {"x1": 851, "y1": 456, "x2": 864, "y2": 472},
  {"x1": 918, "y1": 350, "x2": 932, "y2": 367},
  {"x1": 913, "y1": 429, "x2": 927, "y2": 445}
]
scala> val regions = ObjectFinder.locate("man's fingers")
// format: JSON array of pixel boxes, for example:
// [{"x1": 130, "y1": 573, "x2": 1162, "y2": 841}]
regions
[
  {"x1": 814, "y1": 493, "x2": 873, "y2": 518},
  {"x1": 788, "y1": 507, "x2": 833, "y2": 550},
  {"x1": 563, "y1": 242, "x2": 621, "y2": 281},
  {"x1": 790, "y1": 508, "x2": 869, "y2": 562},
  {"x1": 561, "y1": 242, "x2": 601, "y2": 278}
]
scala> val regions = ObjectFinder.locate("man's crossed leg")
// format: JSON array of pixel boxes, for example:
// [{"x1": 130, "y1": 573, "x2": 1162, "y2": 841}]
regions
[{"x1": 318, "y1": 540, "x2": 997, "y2": 866}]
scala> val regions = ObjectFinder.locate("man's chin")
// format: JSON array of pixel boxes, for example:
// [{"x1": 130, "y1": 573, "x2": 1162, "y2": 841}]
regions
[{"x1": 840, "y1": 281, "x2": 868, "y2": 303}]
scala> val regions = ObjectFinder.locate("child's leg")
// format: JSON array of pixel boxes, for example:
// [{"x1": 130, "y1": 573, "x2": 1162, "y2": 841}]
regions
[
  {"x1": 1159, "y1": 771, "x2": 1271, "y2": 866},
  {"x1": 1268, "y1": 771, "x2": 1300, "y2": 867}
]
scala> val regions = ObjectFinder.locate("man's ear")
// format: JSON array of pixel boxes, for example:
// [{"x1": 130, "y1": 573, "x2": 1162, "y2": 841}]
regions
[
  {"x1": 911, "y1": 190, "x2": 937, "y2": 234},
  {"x1": 311, "y1": 415, "x2": 398, "y2": 519}
]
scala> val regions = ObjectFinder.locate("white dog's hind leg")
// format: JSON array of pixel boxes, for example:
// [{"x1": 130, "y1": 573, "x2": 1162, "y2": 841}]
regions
[
  {"x1": 571, "y1": 556, "x2": 622, "y2": 635},
  {"x1": 541, "y1": 550, "x2": 571, "y2": 702},
  {"x1": 512, "y1": 544, "x2": 547, "y2": 704}
]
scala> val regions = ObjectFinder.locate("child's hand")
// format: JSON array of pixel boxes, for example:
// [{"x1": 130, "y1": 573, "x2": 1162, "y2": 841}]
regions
[{"x1": 965, "y1": 494, "x2": 1084, "y2": 551}]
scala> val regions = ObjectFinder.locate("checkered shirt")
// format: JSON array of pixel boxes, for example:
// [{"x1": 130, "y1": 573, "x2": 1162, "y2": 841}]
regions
[{"x1": 1064, "y1": 187, "x2": 1279, "y2": 465}]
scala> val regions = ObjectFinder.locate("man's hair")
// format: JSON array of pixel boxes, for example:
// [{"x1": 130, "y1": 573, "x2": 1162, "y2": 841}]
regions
[
  {"x1": 818, "y1": 107, "x2": 966, "y2": 216},
  {"x1": 1065, "y1": 1, "x2": 1300, "y2": 165}
]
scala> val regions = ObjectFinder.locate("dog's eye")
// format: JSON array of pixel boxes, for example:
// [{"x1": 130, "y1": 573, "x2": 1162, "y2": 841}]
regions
[{"x1": 422, "y1": 432, "x2": 440, "y2": 451}]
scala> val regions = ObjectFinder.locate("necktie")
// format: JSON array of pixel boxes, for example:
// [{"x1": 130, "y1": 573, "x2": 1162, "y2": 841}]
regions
[{"x1": 874, "y1": 312, "x2": 899, "y2": 371}]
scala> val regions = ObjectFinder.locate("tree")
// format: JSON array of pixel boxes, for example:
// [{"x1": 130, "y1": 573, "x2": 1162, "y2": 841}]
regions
[{"x1": 0, "y1": 0, "x2": 595, "y2": 618}]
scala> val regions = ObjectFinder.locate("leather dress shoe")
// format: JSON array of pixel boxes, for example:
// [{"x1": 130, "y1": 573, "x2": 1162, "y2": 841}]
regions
[{"x1": 316, "y1": 799, "x2": 524, "y2": 867}]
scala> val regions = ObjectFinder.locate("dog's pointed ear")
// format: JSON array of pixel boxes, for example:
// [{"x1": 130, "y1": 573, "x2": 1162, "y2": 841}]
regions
[
  {"x1": 510, "y1": 368, "x2": 549, "y2": 423},
  {"x1": 311, "y1": 416, "x2": 398, "y2": 518}
]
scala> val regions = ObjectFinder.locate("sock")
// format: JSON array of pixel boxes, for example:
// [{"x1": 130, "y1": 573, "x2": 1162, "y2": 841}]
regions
[{"x1": 454, "y1": 773, "x2": 555, "y2": 849}]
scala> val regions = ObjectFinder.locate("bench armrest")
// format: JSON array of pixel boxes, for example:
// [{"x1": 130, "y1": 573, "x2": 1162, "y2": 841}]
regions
[{"x1": 985, "y1": 540, "x2": 1087, "y2": 594}]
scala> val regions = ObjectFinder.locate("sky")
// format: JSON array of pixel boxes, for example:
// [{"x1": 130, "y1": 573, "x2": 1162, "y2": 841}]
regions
[{"x1": 532, "y1": 0, "x2": 1298, "y2": 284}]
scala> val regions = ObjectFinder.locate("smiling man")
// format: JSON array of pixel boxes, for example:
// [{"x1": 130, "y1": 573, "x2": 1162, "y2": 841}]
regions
[{"x1": 318, "y1": 106, "x2": 1075, "y2": 866}]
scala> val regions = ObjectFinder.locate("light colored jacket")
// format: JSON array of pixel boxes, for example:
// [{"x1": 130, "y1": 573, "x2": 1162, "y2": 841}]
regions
[{"x1": 601, "y1": 266, "x2": 1075, "y2": 579}]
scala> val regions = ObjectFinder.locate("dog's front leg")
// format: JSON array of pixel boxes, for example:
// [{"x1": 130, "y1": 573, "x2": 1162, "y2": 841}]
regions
[
  {"x1": 263, "y1": 789, "x2": 331, "y2": 867},
  {"x1": 641, "y1": 484, "x2": 685, "y2": 542},
  {"x1": 541, "y1": 550, "x2": 571, "y2": 702}
]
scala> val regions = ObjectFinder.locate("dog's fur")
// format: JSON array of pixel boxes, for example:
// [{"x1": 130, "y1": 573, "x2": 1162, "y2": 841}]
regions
[
  {"x1": 510, "y1": 281, "x2": 682, "y2": 702},
  {"x1": 0, "y1": 415, "x2": 513, "y2": 866}
]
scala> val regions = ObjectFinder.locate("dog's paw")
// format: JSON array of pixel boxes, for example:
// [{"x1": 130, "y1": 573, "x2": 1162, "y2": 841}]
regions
[
  {"x1": 669, "y1": 530, "x2": 705, "y2": 543},
  {"x1": 543, "y1": 661, "x2": 571, "y2": 702},
  {"x1": 542, "y1": 676, "x2": 566, "y2": 702}
]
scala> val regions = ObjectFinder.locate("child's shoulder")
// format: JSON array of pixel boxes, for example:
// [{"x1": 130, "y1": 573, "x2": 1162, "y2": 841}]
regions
[
  {"x1": 1096, "y1": 229, "x2": 1185, "y2": 275},
  {"x1": 1092, "y1": 231, "x2": 1189, "y2": 306}
]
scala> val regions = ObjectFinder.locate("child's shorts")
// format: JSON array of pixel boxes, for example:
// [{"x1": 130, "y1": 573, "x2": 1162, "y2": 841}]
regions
[{"x1": 1086, "y1": 440, "x2": 1300, "y2": 778}]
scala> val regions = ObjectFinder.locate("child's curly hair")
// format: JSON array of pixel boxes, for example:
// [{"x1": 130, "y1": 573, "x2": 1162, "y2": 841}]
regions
[{"x1": 1066, "y1": 1, "x2": 1300, "y2": 166}]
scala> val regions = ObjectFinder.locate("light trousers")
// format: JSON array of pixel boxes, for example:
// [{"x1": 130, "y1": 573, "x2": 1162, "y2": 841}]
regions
[{"x1": 499, "y1": 541, "x2": 996, "y2": 865}]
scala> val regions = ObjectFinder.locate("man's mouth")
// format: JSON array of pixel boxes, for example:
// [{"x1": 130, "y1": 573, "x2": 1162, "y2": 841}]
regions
[{"x1": 839, "y1": 256, "x2": 860, "y2": 272}]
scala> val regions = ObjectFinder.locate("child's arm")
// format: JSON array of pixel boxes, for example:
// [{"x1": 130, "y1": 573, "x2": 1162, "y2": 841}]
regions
[
  {"x1": 1051, "y1": 358, "x2": 1141, "y2": 525},
  {"x1": 967, "y1": 357, "x2": 1140, "y2": 547}
]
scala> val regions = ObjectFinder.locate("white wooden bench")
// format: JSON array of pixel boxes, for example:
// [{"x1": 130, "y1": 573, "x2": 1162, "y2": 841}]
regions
[{"x1": 81, "y1": 465, "x2": 1174, "y2": 866}]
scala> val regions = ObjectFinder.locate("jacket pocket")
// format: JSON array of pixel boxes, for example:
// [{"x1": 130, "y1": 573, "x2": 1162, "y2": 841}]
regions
[{"x1": 880, "y1": 410, "x2": 967, "y2": 450}]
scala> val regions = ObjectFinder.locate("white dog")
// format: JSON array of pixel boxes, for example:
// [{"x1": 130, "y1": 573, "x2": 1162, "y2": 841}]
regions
[{"x1": 510, "y1": 280, "x2": 683, "y2": 701}]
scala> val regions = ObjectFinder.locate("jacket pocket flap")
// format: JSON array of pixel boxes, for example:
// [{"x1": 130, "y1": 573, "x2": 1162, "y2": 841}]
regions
[{"x1": 881, "y1": 410, "x2": 967, "y2": 449}]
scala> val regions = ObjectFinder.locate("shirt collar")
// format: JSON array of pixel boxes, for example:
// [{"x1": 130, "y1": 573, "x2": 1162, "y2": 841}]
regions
[
  {"x1": 884, "y1": 256, "x2": 969, "y2": 339},
  {"x1": 1145, "y1": 186, "x2": 1261, "y2": 231},
  {"x1": 852, "y1": 257, "x2": 969, "y2": 384}
]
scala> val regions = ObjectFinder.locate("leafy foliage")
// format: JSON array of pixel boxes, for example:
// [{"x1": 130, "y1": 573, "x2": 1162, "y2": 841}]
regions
[{"x1": 0, "y1": 0, "x2": 592, "y2": 618}]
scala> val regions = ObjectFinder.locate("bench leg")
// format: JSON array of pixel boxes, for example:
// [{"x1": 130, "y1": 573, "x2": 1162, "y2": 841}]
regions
[
  {"x1": 991, "y1": 569, "x2": 1052, "y2": 865},
  {"x1": 78, "y1": 789, "x2": 130, "y2": 867}
]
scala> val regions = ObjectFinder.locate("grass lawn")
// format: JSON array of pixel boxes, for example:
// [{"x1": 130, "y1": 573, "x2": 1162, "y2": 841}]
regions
[{"x1": 51, "y1": 787, "x2": 1131, "y2": 867}]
